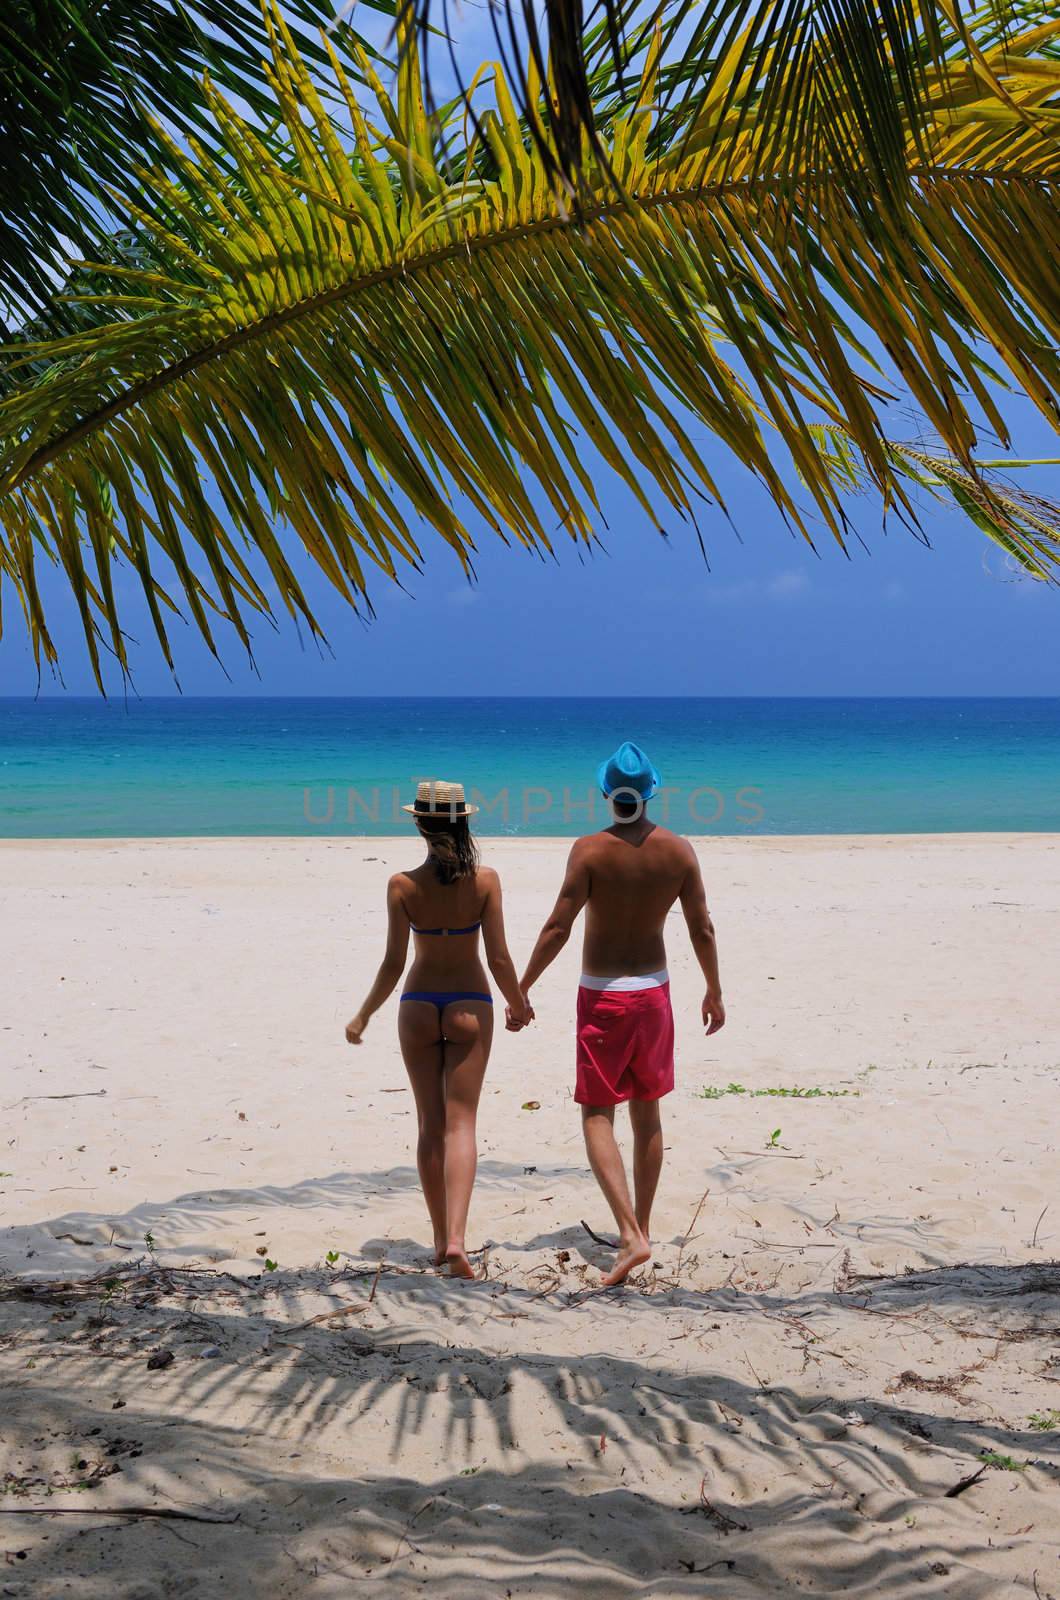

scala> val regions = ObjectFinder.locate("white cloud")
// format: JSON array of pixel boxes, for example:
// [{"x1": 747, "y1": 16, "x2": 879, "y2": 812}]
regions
[
  {"x1": 767, "y1": 570, "x2": 811, "y2": 598},
  {"x1": 701, "y1": 569, "x2": 813, "y2": 604}
]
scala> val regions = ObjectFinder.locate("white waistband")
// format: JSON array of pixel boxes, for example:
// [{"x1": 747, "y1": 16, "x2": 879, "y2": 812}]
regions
[{"x1": 579, "y1": 968, "x2": 669, "y2": 992}]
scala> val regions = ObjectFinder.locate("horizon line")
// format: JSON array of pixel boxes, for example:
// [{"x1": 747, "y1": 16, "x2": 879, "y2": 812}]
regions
[{"x1": 3, "y1": 693, "x2": 1059, "y2": 704}]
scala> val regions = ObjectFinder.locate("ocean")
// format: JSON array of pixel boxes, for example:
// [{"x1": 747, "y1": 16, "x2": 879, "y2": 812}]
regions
[{"x1": 0, "y1": 697, "x2": 1057, "y2": 838}]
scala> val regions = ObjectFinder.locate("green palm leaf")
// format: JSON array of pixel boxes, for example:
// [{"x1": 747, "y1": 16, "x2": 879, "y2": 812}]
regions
[
  {"x1": 412, "y1": 1, "x2": 1052, "y2": 200},
  {"x1": 0, "y1": 0, "x2": 390, "y2": 331},
  {"x1": 808, "y1": 425, "x2": 1060, "y2": 575},
  {"x1": 1, "y1": 2, "x2": 1059, "y2": 685}
]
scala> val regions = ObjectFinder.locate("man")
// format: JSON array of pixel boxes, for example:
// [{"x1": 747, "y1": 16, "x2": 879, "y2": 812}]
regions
[{"x1": 513, "y1": 742, "x2": 725, "y2": 1286}]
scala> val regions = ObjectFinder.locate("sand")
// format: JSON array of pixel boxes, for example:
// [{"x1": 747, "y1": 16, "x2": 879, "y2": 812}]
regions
[{"x1": 0, "y1": 834, "x2": 1057, "y2": 1598}]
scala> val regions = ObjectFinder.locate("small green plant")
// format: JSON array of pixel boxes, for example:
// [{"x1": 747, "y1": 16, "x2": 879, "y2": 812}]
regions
[
  {"x1": 759, "y1": 1086, "x2": 855, "y2": 1098},
  {"x1": 766, "y1": 1128, "x2": 782, "y2": 1149},
  {"x1": 264, "y1": 1259, "x2": 278, "y2": 1272},
  {"x1": 325, "y1": 1250, "x2": 339, "y2": 1266},
  {"x1": 1028, "y1": 1410, "x2": 1060, "y2": 1432},
  {"x1": 99, "y1": 1277, "x2": 125, "y2": 1310},
  {"x1": 61, "y1": 1455, "x2": 102, "y2": 1494},
  {"x1": 460, "y1": 1465, "x2": 480, "y2": 1476},
  {"x1": 698, "y1": 1083, "x2": 857, "y2": 1100},
  {"x1": 143, "y1": 1229, "x2": 156, "y2": 1255},
  {"x1": 980, "y1": 1450, "x2": 1026, "y2": 1472}
]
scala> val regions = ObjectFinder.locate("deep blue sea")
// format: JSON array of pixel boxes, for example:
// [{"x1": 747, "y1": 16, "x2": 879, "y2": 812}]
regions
[{"x1": 0, "y1": 698, "x2": 1057, "y2": 837}]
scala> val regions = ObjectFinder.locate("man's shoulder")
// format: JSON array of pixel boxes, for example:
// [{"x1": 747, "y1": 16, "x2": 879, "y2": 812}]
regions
[
  {"x1": 572, "y1": 830, "x2": 613, "y2": 857},
  {"x1": 651, "y1": 825, "x2": 696, "y2": 855},
  {"x1": 660, "y1": 829, "x2": 700, "y2": 872},
  {"x1": 563, "y1": 836, "x2": 593, "y2": 873}
]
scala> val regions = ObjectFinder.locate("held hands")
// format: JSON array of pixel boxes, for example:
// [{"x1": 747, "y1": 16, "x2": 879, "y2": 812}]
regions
[
  {"x1": 702, "y1": 991, "x2": 726, "y2": 1035},
  {"x1": 345, "y1": 1012, "x2": 367, "y2": 1045},
  {"x1": 505, "y1": 993, "x2": 535, "y2": 1032}
]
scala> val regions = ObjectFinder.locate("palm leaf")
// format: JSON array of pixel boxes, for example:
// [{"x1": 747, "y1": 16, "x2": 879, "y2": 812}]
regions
[
  {"x1": 808, "y1": 425, "x2": 1060, "y2": 575},
  {"x1": 0, "y1": 0, "x2": 393, "y2": 332},
  {"x1": 1, "y1": 1, "x2": 1059, "y2": 685},
  {"x1": 411, "y1": 1, "x2": 1049, "y2": 201}
]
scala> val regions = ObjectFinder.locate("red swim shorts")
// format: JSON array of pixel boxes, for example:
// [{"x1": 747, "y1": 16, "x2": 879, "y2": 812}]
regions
[{"x1": 575, "y1": 980, "x2": 675, "y2": 1107}]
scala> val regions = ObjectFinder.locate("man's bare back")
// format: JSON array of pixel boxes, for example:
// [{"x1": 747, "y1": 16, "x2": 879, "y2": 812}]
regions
[{"x1": 575, "y1": 818, "x2": 699, "y2": 978}]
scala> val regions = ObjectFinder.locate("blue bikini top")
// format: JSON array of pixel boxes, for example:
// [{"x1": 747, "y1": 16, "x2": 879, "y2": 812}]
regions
[{"x1": 409, "y1": 921, "x2": 481, "y2": 937}]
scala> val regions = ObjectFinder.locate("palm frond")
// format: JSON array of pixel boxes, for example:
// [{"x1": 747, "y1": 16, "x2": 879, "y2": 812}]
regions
[
  {"x1": 411, "y1": 1, "x2": 1054, "y2": 201},
  {"x1": 808, "y1": 424, "x2": 1060, "y2": 575},
  {"x1": 0, "y1": 0, "x2": 390, "y2": 331},
  {"x1": 1, "y1": 2, "x2": 1059, "y2": 686}
]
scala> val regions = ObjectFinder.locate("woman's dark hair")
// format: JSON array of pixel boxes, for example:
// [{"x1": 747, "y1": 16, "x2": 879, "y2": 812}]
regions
[{"x1": 416, "y1": 814, "x2": 480, "y2": 884}]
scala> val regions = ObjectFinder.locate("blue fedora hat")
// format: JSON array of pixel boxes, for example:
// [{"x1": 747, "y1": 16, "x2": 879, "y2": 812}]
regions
[{"x1": 597, "y1": 741, "x2": 661, "y2": 801}]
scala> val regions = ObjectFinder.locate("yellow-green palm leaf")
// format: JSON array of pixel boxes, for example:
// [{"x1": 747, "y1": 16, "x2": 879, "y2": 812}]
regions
[{"x1": 2, "y1": 4, "x2": 1059, "y2": 684}]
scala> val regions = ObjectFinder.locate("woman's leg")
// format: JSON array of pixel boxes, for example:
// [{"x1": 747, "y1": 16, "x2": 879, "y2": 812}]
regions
[
  {"x1": 397, "y1": 1001, "x2": 448, "y2": 1263},
  {"x1": 439, "y1": 1000, "x2": 493, "y2": 1278}
]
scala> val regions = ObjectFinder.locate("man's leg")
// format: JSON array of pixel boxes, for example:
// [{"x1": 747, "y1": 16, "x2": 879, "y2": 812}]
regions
[
  {"x1": 629, "y1": 1098, "x2": 663, "y2": 1238},
  {"x1": 581, "y1": 1104, "x2": 651, "y2": 1286}
]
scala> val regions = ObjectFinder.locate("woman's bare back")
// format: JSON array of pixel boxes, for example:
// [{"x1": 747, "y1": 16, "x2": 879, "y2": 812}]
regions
[{"x1": 398, "y1": 863, "x2": 494, "y2": 990}]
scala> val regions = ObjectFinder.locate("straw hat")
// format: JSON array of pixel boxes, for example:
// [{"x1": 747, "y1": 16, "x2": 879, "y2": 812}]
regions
[{"x1": 402, "y1": 779, "x2": 478, "y2": 817}]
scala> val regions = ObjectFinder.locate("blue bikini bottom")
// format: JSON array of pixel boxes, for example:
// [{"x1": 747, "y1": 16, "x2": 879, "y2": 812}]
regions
[{"x1": 400, "y1": 990, "x2": 492, "y2": 1017}]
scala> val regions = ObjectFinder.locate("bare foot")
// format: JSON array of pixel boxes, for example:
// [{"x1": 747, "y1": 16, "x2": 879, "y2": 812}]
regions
[
  {"x1": 433, "y1": 1241, "x2": 448, "y2": 1268},
  {"x1": 601, "y1": 1235, "x2": 651, "y2": 1287},
  {"x1": 444, "y1": 1246, "x2": 476, "y2": 1280}
]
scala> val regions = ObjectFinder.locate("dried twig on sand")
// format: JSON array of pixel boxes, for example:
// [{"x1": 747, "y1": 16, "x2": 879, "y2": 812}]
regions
[
  {"x1": 388, "y1": 1496, "x2": 436, "y2": 1565},
  {"x1": 0, "y1": 1263, "x2": 247, "y2": 1308},
  {"x1": 0, "y1": 1504, "x2": 237, "y2": 1523},
  {"x1": 680, "y1": 1474, "x2": 749, "y2": 1532},
  {"x1": 676, "y1": 1188, "x2": 710, "y2": 1279},
  {"x1": 580, "y1": 1220, "x2": 618, "y2": 1249},
  {"x1": 288, "y1": 1301, "x2": 371, "y2": 1333},
  {"x1": 6, "y1": 1090, "x2": 109, "y2": 1106},
  {"x1": 944, "y1": 1465, "x2": 987, "y2": 1499}
]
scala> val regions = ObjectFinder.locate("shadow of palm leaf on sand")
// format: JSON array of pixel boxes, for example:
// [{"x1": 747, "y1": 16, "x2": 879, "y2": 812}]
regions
[
  {"x1": 2, "y1": 1250, "x2": 1058, "y2": 1598},
  {"x1": 842, "y1": 1260, "x2": 1060, "y2": 1306},
  {"x1": 2, "y1": 1155, "x2": 984, "y2": 1287},
  {"x1": 2, "y1": 1151, "x2": 1058, "y2": 1600},
  {"x1": 0, "y1": 1433, "x2": 1021, "y2": 1599},
  {"x1": 0, "y1": 1162, "x2": 587, "y2": 1278},
  {"x1": 2, "y1": 1321, "x2": 1056, "y2": 1599}
]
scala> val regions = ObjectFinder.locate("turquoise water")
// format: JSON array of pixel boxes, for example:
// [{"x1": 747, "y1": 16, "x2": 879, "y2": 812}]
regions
[{"x1": 0, "y1": 698, "x2": 1057, "y2": 837}]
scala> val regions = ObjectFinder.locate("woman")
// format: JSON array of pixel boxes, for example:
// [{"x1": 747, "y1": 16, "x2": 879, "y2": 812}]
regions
[{"x1": 346, "y1": 780, "x2": 532, "y2": 1278}]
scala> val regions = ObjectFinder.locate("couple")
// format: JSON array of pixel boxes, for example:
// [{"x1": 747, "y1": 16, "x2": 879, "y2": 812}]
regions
[{"x1": 345, "y1": 743, "x2": 725, "y2": 1286}]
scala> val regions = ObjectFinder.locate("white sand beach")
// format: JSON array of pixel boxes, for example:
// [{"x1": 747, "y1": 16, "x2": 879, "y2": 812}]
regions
[{"x1": 1, "y1": 834, "x2": 1058, "y2": 1597}]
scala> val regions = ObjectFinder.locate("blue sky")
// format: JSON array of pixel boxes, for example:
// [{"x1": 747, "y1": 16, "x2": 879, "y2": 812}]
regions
[
  {"x1": 4, "y1": 401, "x2": 1057, "y2": 696},
  {"x1": 2, "y1": 9, "x2": 1058, "y2": 698}
]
